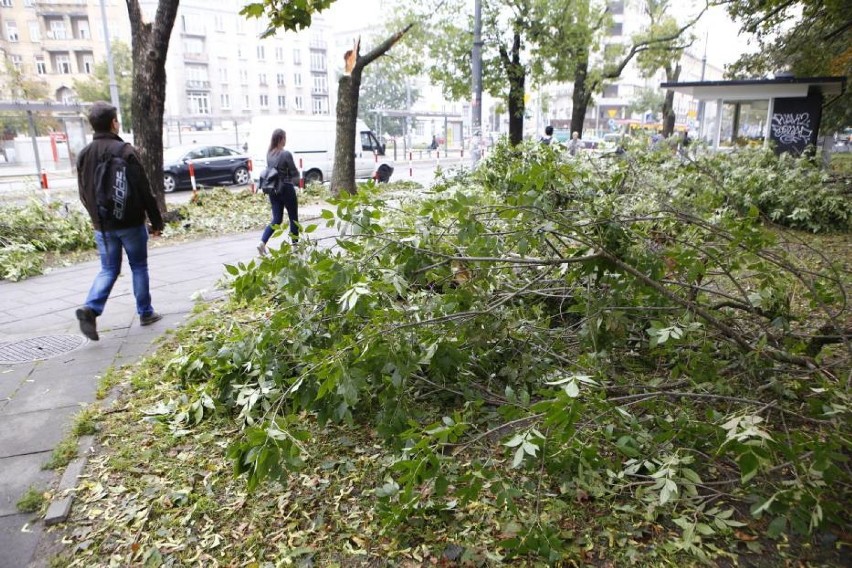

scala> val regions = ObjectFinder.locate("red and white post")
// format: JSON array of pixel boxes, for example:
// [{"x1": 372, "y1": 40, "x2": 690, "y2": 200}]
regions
[
  {"x1": 188, "y1": 161, "x2": 197, "y2": 197},
  {"x1": 247, "y1": 158, "x2": 256, "y2": 193},
  {"x1": 408, "y1": 152, "x2": 413, "y2": 178},
  {"x1": 299, "y1": 158, "x2": 304, "y2": 189}
]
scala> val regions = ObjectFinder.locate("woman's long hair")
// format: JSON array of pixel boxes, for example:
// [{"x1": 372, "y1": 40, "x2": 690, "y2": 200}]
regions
[{"x1": 268, "y1": 128, "x2": 286, "y2": 153}]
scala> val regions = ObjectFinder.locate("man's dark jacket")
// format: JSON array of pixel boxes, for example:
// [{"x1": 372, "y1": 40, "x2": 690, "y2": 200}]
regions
[{"x1": 77, "y1": 132, "x2": 164, "y2": 232}]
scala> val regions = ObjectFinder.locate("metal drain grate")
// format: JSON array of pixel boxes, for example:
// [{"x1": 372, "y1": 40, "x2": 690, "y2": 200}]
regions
[{"x1": 0, "y1": 334, "x2": 87, "y2": 364}]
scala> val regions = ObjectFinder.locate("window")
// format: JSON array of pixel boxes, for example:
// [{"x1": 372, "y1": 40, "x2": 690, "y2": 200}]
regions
[
  {"x1": 77, "y1": 20, "x2": 90, "y2": 39},
  {"x1": 187, "y1": 92, "x2": 210, "y2": 115},
  {"x1": 0, "y1": 0, "x2": 13, "y2": 7},
  {"x1": 276, "y1": 73, "x2": 285, "y2": 86},
  {"x1": 258, "y1": 72, "x2": 267, "y2": 86},
  {"x1": 311, "y1": 97, "x2": 328, "y2": 115},
  {"x1": 55, "y1": 54, "x2": 71, "y2": 74},
  {"x1": 214, "y1": 15, "x2": 225, "y2": 32},
  {"x1": 608, "y1": 22, "x2": 623, "y2": 36},
  {"x1": 293, "y1": 49, "x2": 301, "y2": 65},
  {"x1": 237, "y1": 46, "x2": 245, "y2": 60},
  {"x1": 239, "y1": 69, "x2": 248, "y2": 84},
  {"x1": 603, "y1": 85, "x2": 619, "y2": 98},
  {"x1": 5, "y1": 21, "x2": 18, "y2": 42},
  {"x1": 181, "y1": 14, "x2": 205, "y2": 34},
  {"x1": 259, "y1": 94, "x2": 268, "y2": 108},
  {"x1": 28, "y1": 21, "x2": 39, "y2": 41},
  {"x1": 243, "y1": 94, "x2": 251, "y2": 109},
  {"x1": 275, "y1": 46, "x2": 284, "y2": 62},
  {"x1": 277, "y1": 95, "x2": 286, "y2": 109},
  {"x1": 310, "y1": 50, "x2": 325, "y2": 72},
  {"x1": 81, "y1": 54, "x2": 94, "y2": 74},
  {"x1": 183, "y1": 37, "x2": 204, "y2": 53},
  {"x1": 187, "y1": 65, "x2": 209, "y2": 88},
  {"x1": 220, "y1": 93, "x2": 230, "y2": 109},
  {"x1": 218, "y1": 59, "x2": 228, "y2": 82},
  {"x1": 294, "y1": 95, "x2": 303, "y2": 111},
  {"x1": 608, "y1": 1, "x2": 624, "y2": 15},
  {"x1": 256, "y1": 45, "x2": 265, "y2": 60},
  {"x1": 10, "y1": 55, "x2": 22, "y2": 71},
  {"x1": 35, "y1": 57, "x2": 46, "y2": 74},
  {"x1": 49, "y1": 20, "x2": 67, "y2": 39},
  {"x1": 294, "y1": 72, "x2": 301, "y2": 87},
  {"x1": 312, "y1": 74, "x2": 327, "y2": 94}
]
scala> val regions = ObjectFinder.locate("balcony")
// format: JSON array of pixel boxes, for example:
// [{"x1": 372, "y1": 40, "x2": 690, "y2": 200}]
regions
[
  {"x1": 183, "y1": 52, "x2": 208, "y2": 63},
  {"x1": 186, "y1": 79, "x2": 211, "y2": 90}
]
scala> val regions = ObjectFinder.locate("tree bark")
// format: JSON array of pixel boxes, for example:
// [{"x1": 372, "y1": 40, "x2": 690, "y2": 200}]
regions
[
  {"x1": 497, "y1": 25, "x2": 525, "y2": 146},
  {"x1": 661, "y1": 63, "x2": 681, "y2": 137},
  {"x1": 570, "y1": 58, "x2": 589, "y2": 137},
  {"x1": 331, "y1": 25, "x2": 413, "y2": 196},
  {"x1": 126, "y1": 0, "x2": 179, "y2": 215}
]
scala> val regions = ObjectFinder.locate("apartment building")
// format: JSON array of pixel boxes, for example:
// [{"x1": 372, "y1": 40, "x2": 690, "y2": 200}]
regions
[
  {"x1": 140, "y1": 0, "x2": 333, "y2": 132},
  {"x1": 0, "y1": 0, "x2": 129, "y2": 102},
  {"x1": 1, "y1": 0, "x2": 333, "y2": 128}
]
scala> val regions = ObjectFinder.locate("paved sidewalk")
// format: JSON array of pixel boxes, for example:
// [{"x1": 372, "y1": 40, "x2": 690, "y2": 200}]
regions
[{"x1": 0, "y1": 204, "x2": 329, "y2": 567}]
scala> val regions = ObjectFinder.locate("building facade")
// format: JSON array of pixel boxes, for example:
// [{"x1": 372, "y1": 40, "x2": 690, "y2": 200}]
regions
[{"x1": 0, "y1": 0, "x2": 129, "y2": 103}]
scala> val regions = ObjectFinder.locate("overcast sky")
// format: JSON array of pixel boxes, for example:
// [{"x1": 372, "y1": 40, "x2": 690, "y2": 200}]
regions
[{"x1": 325, "y1": 0, "x2": 757, "y2": 71}]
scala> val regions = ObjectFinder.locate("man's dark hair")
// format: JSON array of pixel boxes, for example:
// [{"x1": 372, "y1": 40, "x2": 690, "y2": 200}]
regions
[
  {"x1": 88, "y1": 101, "x2": 117, "y2": 133},
  {"x1": 545, "y1": 125, "x2": 554, "y2": 136}
]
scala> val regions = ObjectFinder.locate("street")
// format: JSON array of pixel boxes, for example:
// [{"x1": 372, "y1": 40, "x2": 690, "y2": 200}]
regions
[{"x1": 0, "y1": 155, "x2": 467, "y2": 207}]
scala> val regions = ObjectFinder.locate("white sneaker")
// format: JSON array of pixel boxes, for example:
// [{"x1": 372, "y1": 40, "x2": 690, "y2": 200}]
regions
[{"x1": 257, "y1": 242, "x2": 268, "y2": 256}]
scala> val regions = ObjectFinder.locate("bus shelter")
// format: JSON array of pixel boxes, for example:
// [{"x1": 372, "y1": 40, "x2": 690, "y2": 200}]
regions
[{"x1": 660, "y1": 76, "x2": 845, "y2": 154}]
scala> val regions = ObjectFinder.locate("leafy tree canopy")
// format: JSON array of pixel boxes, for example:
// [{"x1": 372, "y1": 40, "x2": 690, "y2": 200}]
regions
[
  {"x1": 73, "y1": 41, "x2": 133, "y2": 131},
  {"x1": 241, "y1": 0, "x2": 337, "y2": 37},
  {"x1": 0, "y1": 60, "x2": 56, "y2": 136},
  {"x1": 358, "y1": 55, "x2": 420, "y2": 137},
  {"x1": 724, "y1": 0, "x2": 851, "y2": 131}
]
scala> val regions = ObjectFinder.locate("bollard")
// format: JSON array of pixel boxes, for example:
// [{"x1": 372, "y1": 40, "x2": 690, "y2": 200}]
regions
[
  {"x1": 408, "y1": 151, "x2": 413, "y2": 177},
  {"x1": 299, "y1": 158, "x2": 304, "y2": 189},
  {"x1": 461, "y1": 147, "x2": 464, "y2": 159},
  {"x1": 436, "y1": 149, "x2": 441, "y2": 168},
  {"x1": 188, "y1": 161, "x2": 197, "y2": 196},
  {"x1": 40, "y1": 168, "x2": 49, "y2": 189},
  {"x1": 247, "y1": 158, "x2": 256, "y2": 193}
]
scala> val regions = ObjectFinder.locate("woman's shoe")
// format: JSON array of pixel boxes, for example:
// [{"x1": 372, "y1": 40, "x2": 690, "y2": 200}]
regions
[{"x1": 257, "y1": 242, "x2": 268, "y2": 256}]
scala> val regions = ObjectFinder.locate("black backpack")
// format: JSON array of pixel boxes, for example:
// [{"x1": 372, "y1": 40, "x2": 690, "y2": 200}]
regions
[
  {"x1": 94, "y1": 140, "x2": 132, "y2": 224},
  {"x1": 258, "y1": 165, "x2": 280, "y2": 195}
]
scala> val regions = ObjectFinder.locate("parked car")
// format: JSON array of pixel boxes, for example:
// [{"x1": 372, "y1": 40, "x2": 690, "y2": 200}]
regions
[{"x1": 162, "y1": 144, "x2": 251, "y2": 193}]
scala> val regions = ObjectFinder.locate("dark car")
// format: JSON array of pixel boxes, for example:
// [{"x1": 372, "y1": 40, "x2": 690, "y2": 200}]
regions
[{"x1": 162, "y1": 144, "x2": 251, "y2": 193}]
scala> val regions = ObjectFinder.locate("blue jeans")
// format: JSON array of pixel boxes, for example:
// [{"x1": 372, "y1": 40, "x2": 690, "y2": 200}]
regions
[
  {"x1": 84, "y1": 224, "x2": 155, "y2": 317},
  {"x1": 261, "y1": 186, "x2": 299, "y2": 243}
]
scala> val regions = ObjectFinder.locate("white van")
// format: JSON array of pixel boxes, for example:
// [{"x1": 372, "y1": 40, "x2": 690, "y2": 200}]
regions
[{"x1": 247, "y1": 114, "x2": 393, "y2": 184}]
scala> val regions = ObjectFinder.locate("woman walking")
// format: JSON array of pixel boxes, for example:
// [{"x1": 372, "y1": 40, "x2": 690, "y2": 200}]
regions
[{"x1": 258, "y1": 128, "x2": 300, "y2": 255}]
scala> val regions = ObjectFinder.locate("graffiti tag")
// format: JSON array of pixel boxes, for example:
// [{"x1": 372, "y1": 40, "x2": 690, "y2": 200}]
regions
[{"x1": 771, "y1": 112, "x2": 813, "y2": 145}]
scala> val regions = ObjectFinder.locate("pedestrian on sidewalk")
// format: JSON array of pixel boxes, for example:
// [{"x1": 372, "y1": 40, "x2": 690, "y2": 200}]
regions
[
  {"x1": 258, "y1": 128, "x2": 300, "y2": 256},
  {"x1": 74, "y1": 101, "x2": 164, "y2": 340}
]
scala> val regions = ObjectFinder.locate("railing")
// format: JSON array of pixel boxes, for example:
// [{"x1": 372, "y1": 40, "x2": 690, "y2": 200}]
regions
[{"x1": 186, "y1": 80, "x2": 211, "y2": 89}]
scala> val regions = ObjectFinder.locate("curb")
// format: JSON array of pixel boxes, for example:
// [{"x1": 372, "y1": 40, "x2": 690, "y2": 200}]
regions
[{"x1": 43, "y1": 435, "x2": 94, "y2": 526}]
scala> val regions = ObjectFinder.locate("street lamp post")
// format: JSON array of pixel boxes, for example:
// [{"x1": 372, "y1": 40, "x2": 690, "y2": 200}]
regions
[
  {"x1": 471, "y1": 0, "x2": 483, "y2": 166},
  {"x1": 99, "y1": 0, "x2": 122, "y2": 132}
]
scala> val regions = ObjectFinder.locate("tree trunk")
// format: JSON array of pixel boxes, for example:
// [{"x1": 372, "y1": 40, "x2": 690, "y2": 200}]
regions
[
  {"x1": 501, "y1": 28, "x2": 525, "y2": 146},
  {"x1": 661, "y1": 63, "x2": 681, "y2": 138},
  {"x1": 331, "y1": 71, "x2": 361, "y2": 196},
  {"x1": 330, "y1": 26, "x2": 412, "y2": 197},
  {"x1": 126, "y1": 0, "x2": 179, "y2": 215},
  {"x1": 570, "y1": 58, "x2": 589, "y2": 137}
]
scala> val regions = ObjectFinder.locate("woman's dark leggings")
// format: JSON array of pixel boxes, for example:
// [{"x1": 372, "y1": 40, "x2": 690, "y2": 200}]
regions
[{"x1": 261, "y1": 185, "x2": 299, "y2": 243}]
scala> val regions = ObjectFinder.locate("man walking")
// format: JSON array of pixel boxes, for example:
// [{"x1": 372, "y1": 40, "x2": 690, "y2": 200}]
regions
[{"x1": 75, "y1": 101, "x2": 164, "y2": 340}]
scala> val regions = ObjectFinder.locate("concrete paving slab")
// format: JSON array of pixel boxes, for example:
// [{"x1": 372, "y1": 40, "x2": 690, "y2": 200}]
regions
[
  {"x1": 0, "y1": 364, "x2": 34, "y2": 403},
  {"x1": 0, "y1": 314, "x2": 71, "y2": 338},
  {"x1": 2, "y1": 370, "x2": 97, "y2": 416},
  {"x1": 0, "y1": 406, "x2": 79, "y2": 457},
  {"x1": 0, "y1": 451, "x2": 55, "y2": 517},
  {"x1": 0, "y1": 513, "x2": 43, "y2": 568}
]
